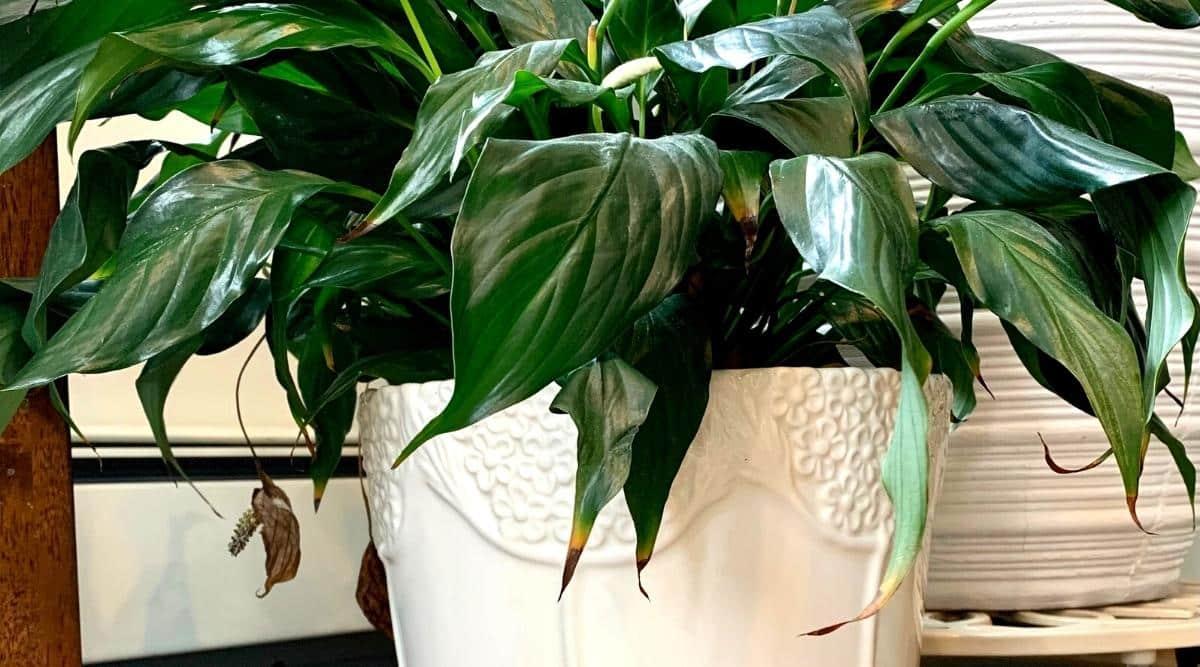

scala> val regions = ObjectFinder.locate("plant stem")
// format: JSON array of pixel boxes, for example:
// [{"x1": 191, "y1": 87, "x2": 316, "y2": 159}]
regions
[
  {"x1": 595, "y1": 0, "x2": 624, "y2": 44},
  {"x1": 867, "y1": 0, "x2": 959, "y2": 83},
  {"x1": 876, "y1": 0, "x2": 995, "y2": 114},
  {"x1": 637, "y1": 79, "x2": 648, "y2": 138},
  {"x1": 398, "y1": 0, "x2": 443, "y2": 80}
]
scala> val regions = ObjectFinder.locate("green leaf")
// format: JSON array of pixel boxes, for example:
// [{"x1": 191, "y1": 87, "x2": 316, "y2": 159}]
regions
[
  {"x1": 929, "y1": 210, "x2": 1146, "y2": 506},
  {"x1": 0, "y1": 47, "x2": 92, "y2": 174},
  {"x1": 7, "y1": 161, "x2": 333, "y2": 390},
  {"x1": 675, "y1": 0, "x2": 715, "y2": 35},
  {"x1": 303, "y1": 349, "x2": 451, "y2": 430},
  {"x1": 473, "y1": 0, "x2": 594, "y2": 46},
  {"x1": 1175, "y1": 132, "x2": 1200, "y2": 182},
  {"x1": 655, "y1": 7, "x2": 870, "y2": 139},
  {"x1": 723, "y1": 56, "x2": 822, "y2": 106},
  {"x1": 298, "y1": 327, "x2": 356, "y2": 508},
  {"x1": 613, "y1": 295, "x2": 712, "y2": 591},
  {"x1": 769, "y1": 152, "x2": 931, "y2": 633},
  {"x1": 1103, "y1": 0, "x2": 1200, "y2": 28},
  {"x1": 713, "y1": 97, "x2": 854, "y2": 157},
  {"x1": 197, "y1": 278, "x2": 270, "y2": 356},
  {"x1": 224, "y1": 67, "x2": 411, "y2": 190},
  {"x1": 551, "y1": 356, "x2": 657, "y2": 596},
  {"x1": 135, "y1": 335, "x2": 221, "y2": 516},
  {"x1": 400, "y1": 133, "x2": 722, "y2": 460},
  {"x1": 608, "y1": 0, "x2": 684, "y2": 60},
  {"x1": 875, "y1": 97, "x2": 1194, "y2": 466},
  {"x1": 0, "y1": 300, "x2": 31, "y2": 434},
  {"x1": 366, "y1": 40, "x2": 576, "y2": 226},
  {"x1": 70, "y1": 0, "x2": 430, "y2": 147},
  {"x1": 22, "y1": 141, "x2": 163, "y2": 348},
  {"x1": 504, "y1": 70, "x2": 634, "y2": 131},
  {"x1": 912, "y1": 63, "x2": 1113, "y2": 142},
  {"x1": 717, "y1": 150, "x2": 771, "y2": 260},
  {"x1": 1149, "y1": 414, "x2": 1196, "y2": 520},
  {"x1": 300, "y1": 235, "x2": 448, "y2": 300}
]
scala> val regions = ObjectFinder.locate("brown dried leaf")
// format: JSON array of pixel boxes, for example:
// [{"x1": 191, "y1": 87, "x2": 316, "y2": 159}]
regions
[
  {"x1": 356, "y1": 542, "x2": 393, "y2": 638},
  {"x1": 252, "y1": 472, "x2": 301, "y2": 597}
]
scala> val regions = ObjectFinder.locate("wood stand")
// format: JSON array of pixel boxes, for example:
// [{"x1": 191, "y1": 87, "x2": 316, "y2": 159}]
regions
[{"x1": 0, "y1": 136, "x2": 81, "y2": 664}]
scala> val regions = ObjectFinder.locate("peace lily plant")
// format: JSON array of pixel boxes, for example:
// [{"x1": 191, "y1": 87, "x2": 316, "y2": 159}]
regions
[{"x1": 2, "y1": 0, "x2": 1199, "y2": 632}]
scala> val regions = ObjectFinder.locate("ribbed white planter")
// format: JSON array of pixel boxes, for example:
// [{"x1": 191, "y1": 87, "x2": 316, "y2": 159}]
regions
[
  {"x1": 361, "y1": 368, "x2": 951, "y2": 667},
  {"x1": 925, "y1": 1, "x2": 1200, "y2": 612}
]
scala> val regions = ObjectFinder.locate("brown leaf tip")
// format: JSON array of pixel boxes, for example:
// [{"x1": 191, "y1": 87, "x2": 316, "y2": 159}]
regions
[
  {"x1": 558, "y1": 547, "x2": 583, "y2": 602},
  {"x1": 636, "y1": 557, "x2": 651, "y2": 600},
  {"x1": 1127, "y1": 495, "x2": 1158, "y2": 536}
]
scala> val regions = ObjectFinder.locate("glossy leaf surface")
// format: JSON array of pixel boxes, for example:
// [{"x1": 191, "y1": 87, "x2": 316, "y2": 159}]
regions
[
  {"x1": 8, "y1": 161, "x2": 331, "y2": 388},
  {"x1": 552, "y1": 357, "x2": 656, "y2": 595},
  {"x1": 770, "y1": 152, "x2": 930, "y2": 632},
  {"x1": 401, "y1": 133, "x2": 721, "y2": 459}
]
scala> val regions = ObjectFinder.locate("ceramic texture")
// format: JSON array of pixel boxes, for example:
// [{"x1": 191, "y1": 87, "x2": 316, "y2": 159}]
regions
[
  {"x1": 925, "y1": 4, "x2": 1200, "y2": 611},
  {"x1": 361, "y1": 368, "x2": 951, "y2": 667}
]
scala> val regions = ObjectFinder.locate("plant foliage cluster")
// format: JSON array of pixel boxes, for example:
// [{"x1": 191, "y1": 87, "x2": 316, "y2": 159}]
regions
[{"x1": 2, "y1": 0, "x2": 1199, "y2": 627}]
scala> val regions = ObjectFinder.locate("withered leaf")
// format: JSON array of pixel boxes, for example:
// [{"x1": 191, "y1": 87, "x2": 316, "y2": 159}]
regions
[
  {"x1": 252, "y1": 472, "x2": 301, "y2": 597},
  {"x1": 356, "y1": 542, "x2": 393, "y2": 639}
]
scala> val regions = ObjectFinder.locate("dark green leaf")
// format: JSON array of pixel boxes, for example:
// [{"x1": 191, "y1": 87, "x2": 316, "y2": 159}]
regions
[
  {"x1": 1103, "y1": 0, "x2": 1200, "y2": 28},
  {"x1": 504, "y1": 71, "x2": 634, "y2": 131},
  {"x1": 1149, "y1": 414, "x2": 1196, "y2": 519},
  {"x1": 301, "y1": 236, "x2": 448, "y2": 299},
  {"x1": 400, "y1": 133, "x2": 721, "y2": 459},
  {"x1": 929, "y1": 210, "x2": 1146, "y2": 504},
  {"x1": 70, "y1": 0, "x2": 430, "y2": 146},
  {"x1": 473, "y1": 0, "x2": 594, "y2": 46},
  {"x1": 8, "y1": 161, "x2": 333, "y2": 389},
  {"x1": 875, "y1": 97, "x2": 1194, "y2": 468},
  {"x1": 0, "y1": 300, "x2": 31, "y2": 433},
  {"x1": 22, "y1": 141, "x2": 163, "y2": 348},
  {"x1": 655, "y1": 7, "x2": 870, "y2": 138},
  {"x1": 717, "y1": 150, "x2": 771, "y2": 261},
  {"x1": 197, "y1": 278, "x2": 270, "y2": 356},
  {"x1": 1175, "y1": 132, "x2": 1200, "y2": 181},
  {"x1": 613, "y1": 295, "x2": 711, "y2": 590},
  {"x1": 0, "y1": 47, "x2": 91, "y2": 174},
  {"x1": 608, "y1": 0, "x2": 684, "y2": 60},
  {"x1": 135, "y1": 335, "x2": 221, "y2": 515},
  {"x1": 225, "y1": 67, "x2": 411, "y2": 190},
  {"x1": 298, "y1": 327, "x2": 356, "y2": 507},
  {"x1": 770, "y1": 152, "x2": 931, "y2": 632},
  {"x1": 714, "y1": 97, "x2": 854, "y2": 157},
  {"x1": 551, "y1": 356, "x2": 656, "y2": 595},
  {"x1": 366, "y1": 40, "x2": 576, "y2": 226},
  {"x1": 676, "y1": 0, "x2": 715, "y2": 35}
]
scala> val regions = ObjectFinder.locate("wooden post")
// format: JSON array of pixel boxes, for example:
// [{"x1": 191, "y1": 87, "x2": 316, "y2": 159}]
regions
[{"x1": 0, "y1": 136, "x2": 81, "y2": 664}]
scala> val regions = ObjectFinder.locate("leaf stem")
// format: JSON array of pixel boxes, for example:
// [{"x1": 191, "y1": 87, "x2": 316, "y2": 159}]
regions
[
  {"x1": 876, "y1": 0, "x2": 995, "y2": 114},
  {"x1": 867, "y1": 0, "x2": 959, "y2": 83},
  {"x1": 398, "y1": 0, "x2": 443, "y2": 80}
]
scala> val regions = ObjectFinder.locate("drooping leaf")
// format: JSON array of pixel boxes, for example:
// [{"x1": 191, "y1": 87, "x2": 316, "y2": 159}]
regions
[
  {"x1": 70, "y1": 0, "x2": 430, "y2": 147},
  {"x1": 1102, "y1": 0, "x2": 1200, "y2": 28},
  {"x1": 655, "y1": 7, "x2": 870, "y2": 139},
  {"x1": 298, "y1": 326, "x2": 356, "y2": 507},
  {"x1": 356, "y1": 542, "x2": 393, "y2": 638},
  {"x1": 197, "y1": 277, "x2": 271, "y2": 356},
  {"x1": 251, "y1": 472, "x2": 302, "y2": 597},
  {"x1": 551, "y1": 357, "x2": 657, "y2": 596},
  {"x1": 613, "y1": 295, "x2": 712, "y2": 592},
  {"x1": 224, "y1": 67, "x2": 411, "y2": 190},
  {"x1": 0, "y1": 48, "x2": 92, "y2": 174},
  {"x1": 365, "y1": 40, "x2": 576, "y2": 226},
  {"x1": 929, "y1": 210, "x2": 1146, "y2": 507},
  {"x1": 299, "y1": 236, "x2": 448, "y2": 300},
  {"x1": 473, "y1": 0, "x2": 593, "y2": 46},
  {"x1": 717, "y1": 150, "x2": 771, "y2": 262},
  {"x1": 770, "y1": 152, "x2": 931, "y2": 633},
  {"x1": 713, "y1": 97, "x2": 854, "y2": 157},
  {"x1": 22, "y1": 141, "x2": 162, "y2": 348},
  {"x1": 135, "y1": 335, "x2": 221, "y2": 516},
  {"x1": 876, "y1": 96, "x2": 1194, "y2": 454},
  {"x1": 608, "y1": 0, "x2": 684, "y2": 60},
  {"x1": 1149, "y1": 414, "x2": 1196, "y2": 520},
  {"x1": 0, "y1": 300, "x2": 31, "y2": 434},
  {"x1": 8, "y1": 161, "x2": 334, "y2": 389},
  {"x1": 400, "y1": 133, "x2": 722, "y2": 459}
]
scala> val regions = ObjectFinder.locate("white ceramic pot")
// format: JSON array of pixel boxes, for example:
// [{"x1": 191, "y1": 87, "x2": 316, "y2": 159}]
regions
[{"x1": 361, "y1": 368, "x2": 951, "y2": 667}]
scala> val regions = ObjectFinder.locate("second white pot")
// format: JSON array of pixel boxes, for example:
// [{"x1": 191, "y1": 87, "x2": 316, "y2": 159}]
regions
[{"x1": 361, "y1": 368, "x2": 951, "y2": 667}]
